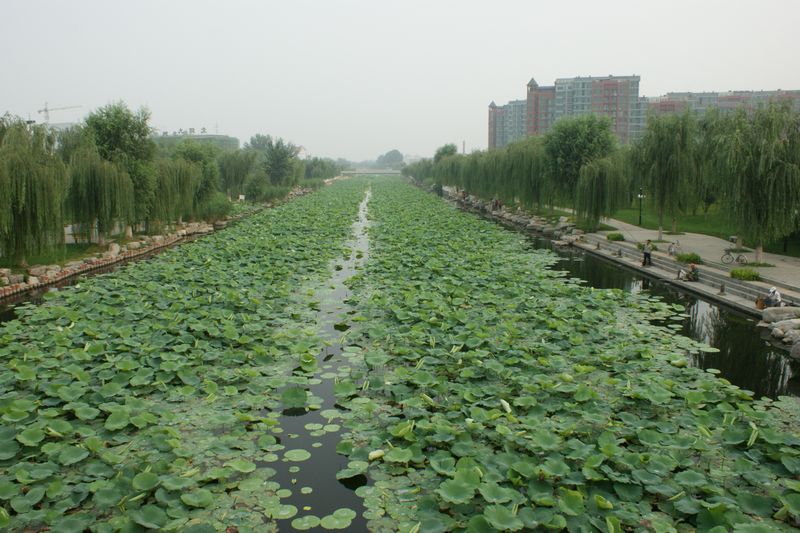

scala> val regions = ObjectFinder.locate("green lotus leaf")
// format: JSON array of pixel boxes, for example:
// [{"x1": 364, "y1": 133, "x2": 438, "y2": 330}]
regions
[
  {"x1": 436, "y1": 479, "x2": 475, "y2": 504},
  {"x1": 483, "y1": 504, "x2": 524, "y2": 531},
  {"x1": 735, "y1": 492, "x2": 775, "y2": 517},
  {"x1": 224, "y1": 458, "x2": 256, "y2": 473},
  {"x1": 529, "y1": 429, "x2": 562, "y2": 451},
  {"x1": 674, "y1": 470, "x2": 707, "y2": 488},
  {"x1": 181, "y1": 488, "x2": 214, "y2": 508},
  {"x1": 320, "y1": 512, "x2": 352, "y2": 530},
  {"x1": 104, "y1": 410, "x2": 129, "y2": 431},
  {"x1": 281, "y1": 387, "x2": 308, "y2": 409},
  {"x1": 161, "y1": 475, "x2": 196, "y2": 491},
  {"x1": 430, "y1": 454, "x2": 456, "y2": 476},
  {"x1": 50, "y1": 514, "x2": 92, "y2": 533},
  {"x1": 780, "y1": 492, "x2": 800, "y2": 515},
  {"x1": 58, "y1": 445, "x2": 89, "y2": 465},
  {"x1": 17, "y1": 427, "x2": 45, "y2": 446},
  {"x1": 333, "y1": 380, "x2": 357, "y2": 397},
  {"x1": 478, "y1": 482, "x2": 517, "y2": 504},
  {"x1": 128, "y1": 504, "x2": 167, "y2": 529},
  {"x1": 73, "y1": 406, "x2": 101, "y2": 420},
  {"x1": 0, "y1": 481, "x2": 19, "y2": 500},
  {"x1": 292, "y1": 515, "x2": 321, "y2": 530},
  {"x1": 557, "y1": 488, "x2": 585, "y2": 516},
  {"x1": 0, "y1": 439, "x2": 20, "y2": 460},
  {"x1": 384, "y1": 447, "x2": 413, "y2": 463},
  {"x1": 285, "y1": 449, "x2": 312, "y2": 462},
  {"x1": 132, "y1": 471, "x2": 160, "y2": 491}
]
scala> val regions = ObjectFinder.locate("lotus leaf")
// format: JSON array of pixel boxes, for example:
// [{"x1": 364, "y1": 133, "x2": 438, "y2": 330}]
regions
[{"x1": 181, "y1": 489, "x2": 214, "y2": 508}]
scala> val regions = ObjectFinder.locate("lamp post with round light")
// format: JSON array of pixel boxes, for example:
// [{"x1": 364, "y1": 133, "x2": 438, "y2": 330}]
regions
[{"x1": 637, "y1": 188, "x2": 646, "y2": 226}]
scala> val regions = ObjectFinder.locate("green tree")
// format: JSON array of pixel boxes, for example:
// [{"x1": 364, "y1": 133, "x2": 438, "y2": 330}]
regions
[
  {"x1": 717, "y1": 104, "x2": 800, "y2": 262},
  {"x1": 85, "y1": 102, "x2": 156, "y2": 226},
  {"x1": 173, "y1": 140, "x2": 221, "y2": 213},
  {"x1": 635, "y1": 111, "x2": 696, "y2": 240},
  {"x1": 0, "y1": 118, "x2": 68, "y2": 264},
  {"x1": 575, "y1": 149, "x2": 629, "y2": 231},
  {"x1": 434, "y1": 144, "x2": 457, "y2": 164},
  {"x1": 218, "y1": 150, "x2": 256, "y2": 199},
  {"x1": 67, "y1": 145, "x2": 134, "y2": 244},
  {"x1": 543, "y1": 115, "x2": 616, "y2": 210},
  {"x1": 377, "y1": 149, "x2": 404, "y2": 168}
]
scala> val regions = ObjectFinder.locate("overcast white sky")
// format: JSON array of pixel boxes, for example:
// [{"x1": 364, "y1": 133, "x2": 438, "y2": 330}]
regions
[{"x1": 2, "y1": 0, "x2": 798, "y2": 161}]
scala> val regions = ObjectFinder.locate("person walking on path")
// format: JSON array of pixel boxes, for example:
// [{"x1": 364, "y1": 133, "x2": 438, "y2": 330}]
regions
[{"x1": 642, "y1": 239, "x2": 653, "y2": 266}]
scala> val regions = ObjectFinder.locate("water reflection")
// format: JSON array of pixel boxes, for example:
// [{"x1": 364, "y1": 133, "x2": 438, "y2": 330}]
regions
[{"x1": 540, "y1": 240, "x2": 799, "y2": 399}]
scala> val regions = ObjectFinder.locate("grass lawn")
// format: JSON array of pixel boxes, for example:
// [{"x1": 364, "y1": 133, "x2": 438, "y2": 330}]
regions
[{"x1": 610, "y1": 206, "x2": 800, "y2": 258}]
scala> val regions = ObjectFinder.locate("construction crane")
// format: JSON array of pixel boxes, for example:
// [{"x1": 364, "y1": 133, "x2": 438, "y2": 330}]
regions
[{"x1": 37, "y1": 102, "x2": 82, "y2": 123}]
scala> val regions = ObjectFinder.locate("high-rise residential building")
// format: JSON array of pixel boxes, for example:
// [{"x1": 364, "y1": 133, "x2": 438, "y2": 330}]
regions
[
  {"x1": 526, "y1": 78, "x2": 556, "y2": 136},
  {"x1": 488, "y1": 99, "x2": 527, "y2": 149},
  {"x1": 647, "y1": 90, "x2": 800, "y2": 117}
]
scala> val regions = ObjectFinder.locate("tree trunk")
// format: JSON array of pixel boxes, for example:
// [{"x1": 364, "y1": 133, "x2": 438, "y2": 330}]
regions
[
  {"x1": 658, "y1": 208, "x2": 664, "y2": 242},
  {"x1": 125, "y1": 225, "x2": 133, "y2": 239},
  {"x1": 98, "y1": 233, "x2": 106, "y2": 247},
  {"x1": 671, "y1": 217, "x2": 677, "y2": 235}
]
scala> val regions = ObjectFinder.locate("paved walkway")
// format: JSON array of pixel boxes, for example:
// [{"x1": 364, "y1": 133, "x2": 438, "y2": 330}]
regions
[{"x1": 592, "y1": 217, "x2": 800, "y2": 306}]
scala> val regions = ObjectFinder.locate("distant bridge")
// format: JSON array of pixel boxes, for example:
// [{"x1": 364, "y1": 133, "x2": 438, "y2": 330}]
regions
[{"x1": 341, "y1": 168, "x2": 402, "y2": 175}]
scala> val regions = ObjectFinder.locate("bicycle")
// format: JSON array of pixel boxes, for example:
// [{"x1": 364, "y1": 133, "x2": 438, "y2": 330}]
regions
[{"x1": 721, "y1": 248, "x2": 747, "y2": 265}]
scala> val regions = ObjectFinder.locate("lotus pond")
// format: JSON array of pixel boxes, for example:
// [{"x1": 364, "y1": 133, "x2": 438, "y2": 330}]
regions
[{"x1": 1, "y1": 176, "x2": 799, "y2": 532}]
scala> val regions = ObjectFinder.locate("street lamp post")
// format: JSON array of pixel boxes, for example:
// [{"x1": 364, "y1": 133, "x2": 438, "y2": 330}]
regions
[{"x1": 637, "y1": 188, "x2": 646, "y2": 226}]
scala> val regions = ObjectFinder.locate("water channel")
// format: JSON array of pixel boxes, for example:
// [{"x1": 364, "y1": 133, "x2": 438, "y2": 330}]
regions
[
  {"x1": 2, "y1": 197, "x2": 797, "y2": 403},
  {"x1": 529, "y1": 233, "x2": 800, "y2": 399}
]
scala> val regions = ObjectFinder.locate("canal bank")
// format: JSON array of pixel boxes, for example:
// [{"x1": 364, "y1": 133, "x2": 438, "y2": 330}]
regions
[
  {"x1": 444, "y1": 188, "x2": 800, "y2": 358},
  {"x1": 438, "y1": 188, "x2": 800, "y2": 398}
]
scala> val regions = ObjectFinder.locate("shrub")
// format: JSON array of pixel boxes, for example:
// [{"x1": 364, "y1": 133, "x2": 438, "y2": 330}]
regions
[
  {"x1": 636, "y1": 242, "x2": 658, "y2": 251},
  {"x1": 730, "y1": 267, "x2": 761, "y2": 281},
  {"x1": 198, "y1": 192, "x2": 232, "y2": 223},
  {"x1": 676, "y1": 252, "x2": 702, "y2": 264},
  {"x1": 606, "y1": 233, "x2": 624, "y2": 242}
]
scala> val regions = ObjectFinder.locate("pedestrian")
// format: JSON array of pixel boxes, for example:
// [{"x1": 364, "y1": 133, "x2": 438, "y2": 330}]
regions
[
  {"x1": 764, "y1": 287, "x2": 783, "y2": 308},
  {"x1": 678, "y1": 263, "x2": 698, "y2": 281},
  {"x1": 642, "y1": 239, "x2": 653, "y2": 266}
]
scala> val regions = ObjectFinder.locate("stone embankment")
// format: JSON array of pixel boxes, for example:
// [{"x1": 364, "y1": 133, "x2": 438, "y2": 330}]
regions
[
  {"x1": 760, "y1": 307, "x2": 800, "y2": 361},
  {"x1": 0, "y1": 186, "x2": 315, "y2": 302}
]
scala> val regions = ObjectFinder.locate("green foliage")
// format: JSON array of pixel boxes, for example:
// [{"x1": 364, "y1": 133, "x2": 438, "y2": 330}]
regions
[
  {"x1": 730, "y1": 267, "x2": 761, "y2": 281},
  {"x1": 576, "y1": 149, "x2": 629, "y2": 231},
  {"x1": 676, "y1": 252, "x2": 702, "y2": 264},
  {"x1": 85, "y1": 102, "x2": 156, "y2": 223},
  {"x1": 716, "y1": 103, "x2": 800, "y2": 248},
  {"x1": 0, "y1": 117, "x2": 68, "y2": 263},
  {"x1": 606, "y1": 232, "x2": 625, "y2": 241},
  {"x1": 635, "y1": 111, "x2": 696, "y2": 237},
  {"x1": 151, "y1": 158, "x2": 201, "y2": 227},
  {"x1": 196, "y1": 192, "x2": 232, "y2": 222},
  {"x1": 433, "y1": 143, "x2": 457, "y2": 164},
  {"x1": 544, "y1": 115, "x2": 616, "y2": 209},
  {"x1": 218, "y1": 149, "x2": 256, "y2": 199},
  {"x1": 172, "y1": 140, "x2": 221, "y2": 209},
  {"x1": 67, "y1": 145, "x2": 134, "y2": 241},
  {"x1": 303, "y1": 157, "x2": 341, "y2": 181},
  {"x1": 376, "y1": 149, "x2": 404, "y2": 168}
]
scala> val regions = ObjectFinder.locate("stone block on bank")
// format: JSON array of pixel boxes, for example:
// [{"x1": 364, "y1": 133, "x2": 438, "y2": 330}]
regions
[
  {"x1": 8, "y1": 274, "x2": 24, "y2": 284},
  {"x1": 128, "y1": 242, "x2": 142, "y2": 250},
  {"x1": 108, "y1": 243, "x2": 121, "y2": 257},
  {"x1": 762, "y1": 307, "x2": 800, "y2": 323},
  {"x1": 0, "y1": 268, "x2": 11, "y2": 277},
  {"x1": 27, "y1": 276, "x2": 39, "y2": 286},
  {"x1": 28, "y1": 265, "x2": 47, "y2": 277}
]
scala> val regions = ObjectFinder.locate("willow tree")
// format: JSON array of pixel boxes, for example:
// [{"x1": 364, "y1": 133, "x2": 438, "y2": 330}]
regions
[
  {"x1": 218, "y1": 150, "x2": 256, "y2": 199},
  {"x1": 151, "y1": 158, "x2": 201, "y2": 229},
  {"x1": 717, "y1": 103, "x2": 800, "y2": 263},
  {"x1": 636, "y1": 111, "x2": 696, "y2": 240},
  {"x1": 67, "y1": 147, "x2": 134, "y2": 244},
  {"x1": 576, "y1": 149, "x2": 630, "y2": 231},
  {"x1": 0, "y1": 119, "x2": 68, "y2": 264},
  {"x1": 543, "y1": 115, "x2": 616, "y2": 210}
]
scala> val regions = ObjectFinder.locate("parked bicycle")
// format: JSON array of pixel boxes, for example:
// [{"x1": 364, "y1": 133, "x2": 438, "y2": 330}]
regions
[{"x1": 721, "y1": 248, "x2": 747, "y2": 265}]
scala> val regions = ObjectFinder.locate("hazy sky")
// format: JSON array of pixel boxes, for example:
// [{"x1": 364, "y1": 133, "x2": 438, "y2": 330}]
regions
[{"x1": 2, "y1": 0, "x2": 798, "y2": 161}]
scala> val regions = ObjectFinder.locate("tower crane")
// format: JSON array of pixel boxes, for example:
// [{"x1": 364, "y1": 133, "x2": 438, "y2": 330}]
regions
[{"x1": 37, "y1": 102, "x2": 82, "y2": 123}]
